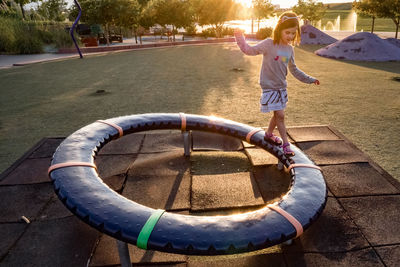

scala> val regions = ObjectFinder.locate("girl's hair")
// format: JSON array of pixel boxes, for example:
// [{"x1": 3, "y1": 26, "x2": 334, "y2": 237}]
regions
[{"x1": 273, "y1": 12, "x2": 301, "y2": 45}]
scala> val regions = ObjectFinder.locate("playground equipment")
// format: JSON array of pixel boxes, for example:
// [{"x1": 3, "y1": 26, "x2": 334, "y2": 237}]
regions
[
  {"x1": 48, "y1": 113, "x2": 327, "y2": 266},
  {"x1": 70, "y1": 0, "x2": 83, "y2": 58}
]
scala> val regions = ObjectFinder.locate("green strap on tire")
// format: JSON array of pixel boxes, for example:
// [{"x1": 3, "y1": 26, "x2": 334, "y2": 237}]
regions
[{"x1": 137, "y1": 209, "x2": 165, "y2": 250}]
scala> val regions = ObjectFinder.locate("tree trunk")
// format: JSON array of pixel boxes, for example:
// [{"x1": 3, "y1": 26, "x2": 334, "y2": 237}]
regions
[
  {"x1": 19, "y1": 3, "x2": 25, "y2": 20},
  {"x1": 173, "y1": 25, "x2": 175, "y2": 42},
  {"x1": 106, "y1": 24, "x2": 110, "y2": 46},
  {"x1": 257, "y1": 19, "x2": 260, "y2": 31},
  {"x1": 371, "y1": 16, "x2": 375, "y2": 34},
  {"x1": 393, "y1": 18, "x2": 399, "y2": 39},
  {"x1": 134, "y1": 28, "x2": 138, "y2": 44}
]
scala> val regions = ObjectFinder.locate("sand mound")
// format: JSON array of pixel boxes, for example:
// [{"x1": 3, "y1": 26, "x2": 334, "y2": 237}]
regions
[
  {"x1": 300, "y1": 24, "x2": 338, "y2": 45},
  {"x1": 386, "y1": 38, "x2": 400, "y2": 48},
  {"x1": 315, "y1": 32, "x2": 400, "y2": 61}
]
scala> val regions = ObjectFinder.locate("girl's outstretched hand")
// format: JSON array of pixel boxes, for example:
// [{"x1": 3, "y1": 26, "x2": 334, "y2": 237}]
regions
[{"x1": 314, "y1": 80, "x2": 320, "y2": 85}]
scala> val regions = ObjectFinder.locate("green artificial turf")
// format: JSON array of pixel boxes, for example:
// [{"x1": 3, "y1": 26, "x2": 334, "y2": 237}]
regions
[{"x1": 0, "y1": 43, "x2": 399, "y2": 180}]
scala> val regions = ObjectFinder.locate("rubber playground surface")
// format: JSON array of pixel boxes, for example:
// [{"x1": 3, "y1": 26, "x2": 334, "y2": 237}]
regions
[{"x1": 1, "y1": 125, "x2": 400, "y2": 266}]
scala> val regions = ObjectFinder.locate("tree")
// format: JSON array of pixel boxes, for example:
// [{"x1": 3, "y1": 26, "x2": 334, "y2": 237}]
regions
[
  {"x1": 115, "y1": 0, "x2": 141, "y2": 41},
  {"x1": 154, "y1": 0, "x2": 194, "y2": 41},
  {"x1": 37, "y1": 0, "x2": 68, "y2": 21},
  {"x1": 352, "y1": 0, "x2": 382, "y2": 33},
  {"x1": 192, "y1": 0, "x2": 236, "y2": 37},
  {"x1": 379, "y1": 0, "x2": 400, "y2": 38},
  {"x1": 252, "y1": 0, "x2": 274, "y2": 31},
  {"x1": 14, "y1": 0, "x2": 38, "y2": 19},
  {"x1": 292, "y1": 0, "x2": 326, "y2": 25}
]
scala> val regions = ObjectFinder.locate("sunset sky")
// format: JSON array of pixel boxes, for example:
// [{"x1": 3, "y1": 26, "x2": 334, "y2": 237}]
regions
[
  {"x1": 63, "y1": 0, "x2": 353, "y2": 9},
  {"x1": 235, "y1": 0, "x2": 352, "y2": 8}
]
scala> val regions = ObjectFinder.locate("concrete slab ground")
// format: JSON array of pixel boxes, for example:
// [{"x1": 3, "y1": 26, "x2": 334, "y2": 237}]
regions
[{"x1": 1, "y1": 125, "x2": 399, "y2": 266}]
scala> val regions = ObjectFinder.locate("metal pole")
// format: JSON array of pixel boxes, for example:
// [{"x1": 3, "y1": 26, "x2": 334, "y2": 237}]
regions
[
  {"x1": 183, "y1": 131, "x2": 191, "y2": 157},
  {"x1": 116, "y1": 240, "x2": 132, "y2": 267}
]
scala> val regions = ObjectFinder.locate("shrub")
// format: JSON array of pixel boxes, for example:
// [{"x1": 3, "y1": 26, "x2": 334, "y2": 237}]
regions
[
  {"x1": 184, "y1": 24, "x2": 197, "y2": 36},
  {"x1": 256, "y1": 27, "x2": 273, "y2": 40},
  {"x1": 221, "y1": 27, "x2": 234, "y2": 37},
  {"x1": 0, "y1": 17, "x2": 16, "y2": 52},
  {"x1": 201, "y1": 28, "x2": 216, "y2": 38},
  {"x1": 14, "y1": 34, "x2": 43, "y2": 54},
  {"x1": 52, "y1": 28, "x2": 75, "y2": 48}
]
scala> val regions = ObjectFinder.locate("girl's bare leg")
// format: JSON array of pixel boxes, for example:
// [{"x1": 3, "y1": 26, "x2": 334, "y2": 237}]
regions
[
  {"x1": 266, "y1": 114, "x2": 277, "y2": 135},
  {"x1": 273, "y1": 110, "x2": 289, "y2": 144}
]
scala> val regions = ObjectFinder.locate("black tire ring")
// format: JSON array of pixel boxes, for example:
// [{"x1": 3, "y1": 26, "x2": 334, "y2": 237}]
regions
[{"x1": 49, "y1": 113, "x2": 327, "y2": 255}]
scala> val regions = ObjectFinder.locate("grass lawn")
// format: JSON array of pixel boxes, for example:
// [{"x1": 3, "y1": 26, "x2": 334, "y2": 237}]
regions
[
  {"x1": 323, "y1": 10, "x2": 397, "y2": 33},
  {"x1": 0, "y1": 43, "x2": 399, "y2": 180}
]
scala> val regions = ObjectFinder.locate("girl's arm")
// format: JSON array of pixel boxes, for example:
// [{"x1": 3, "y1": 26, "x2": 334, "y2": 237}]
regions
[
  {"x1": 288, "y1": 53, "x2": 317, "y2": 84},
  {"x1": 234, "y1": 29, "x2": 269, "y2": 56}
]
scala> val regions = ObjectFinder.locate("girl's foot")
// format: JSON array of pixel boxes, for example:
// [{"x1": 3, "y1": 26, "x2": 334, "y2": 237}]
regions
[
  {"x1": 282, "y1": 142, "x2": 295, "y2": 157},
  {"x1": 264, "y1": 133, "x2": 282, "y2": 145}
]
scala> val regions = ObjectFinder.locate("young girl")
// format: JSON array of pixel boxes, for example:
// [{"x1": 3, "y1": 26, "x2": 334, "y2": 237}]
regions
[{"x1": 234, "y1": 11, "x2": 320, "y2": 156}]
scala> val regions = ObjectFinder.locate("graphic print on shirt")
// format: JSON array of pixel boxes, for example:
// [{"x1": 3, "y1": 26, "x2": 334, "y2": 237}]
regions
[{"x1": 274, "y1": 50, "x2": 290, "y2": 64}]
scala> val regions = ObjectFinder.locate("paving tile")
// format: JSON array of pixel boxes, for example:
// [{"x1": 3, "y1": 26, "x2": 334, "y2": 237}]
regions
[
  {"x1": 297, "y1": 140, "x2": 369, "y2": 165},
  {"x1": 191, "y1": 151, "x2": 250, "y2": 176},
  {"x1": 252, "y1": 165, "x2": 292, "y2": 203},
  {"x1": 125, "y1": 151, "x2": 191, "y2": 211},
  {"x1": 98, "y1": 133, "x2": 145, "y2": 155},
  {"x1": 284, "y1": 248, "x2": 383, "y2": 267},
  {"x1": 0, "y1": 158, "x2": 51, "y2": 185},
  {"x1": 36, "y1": 195, "x2": 73, "y2": 221},
  {"x1": 0, "y1": 183, "x2": 54, "y2": 223},
  {"x1": 188, "y1": 253, "x2": 286, "y2": 267},
  {"x1": 95, "y1": 154, "x2": 137, "y2": 178},
  {"x1": 245, "y1": 147, "x2": 279, "y2": 166},
  {"x1": 89, "y1": 234, "x2": 187, "y2": 266},
  {"x1": 375, "y1": 245, "x2": 400, "y2": 267},
  {"x1": 339, "y1": 195, "x2": 400, "y2": 246},
  {"x1": 123, "y1": 172, "x2": 191, "y2": 211},
  {"x1": 192, "y1": 131, "x2": 243, "y2": 151},
  {"x1": 1, "y1": 216, "x2": 100, "y2": 266},
  {"x1": 287, "y1": 126, "x2": 341, "y2": 142},
  {"x1": 285, "y1": 197, "x2": 369, "y2": 253},
  {"x1": 28, "y1": 138, "x2": 64, "y2": 158},
  {"x1": 0, "y1": 223, "x2": 27, "y2": 259},
  {"x1": 140, "y1": 132, "x2": 184, "y2": 153},
  {"x1": 128, "y1": 151, "x2": 190, "y2": 177},
  {"x1": 191, "y1": 172, "x2": 264, "y2": 211},
  {"x1": 102, "y1": 174, "x2": 126, "y2": 192},
  {"x1": 322, "y1": 163, "x2": 399, "y2": 197}
]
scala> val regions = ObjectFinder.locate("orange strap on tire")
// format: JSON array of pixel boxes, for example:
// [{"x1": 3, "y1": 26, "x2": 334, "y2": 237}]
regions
[
  {"x1": 268, "y1": 204, "x2": 303, "y2": 238},
  {"x1": 246, "y1": 128, "x2": 263, "y2": 143},
  {"x1": 97, "y1": 120, "x2": 123, "y2": 137},
  {"x1": 287, "y1": 164, "x2": 321, "y2": 172},
  {"x1": 48, "y1": 162, "x2": 97, "y2": 175},
  {"x1": 179, "y1": 113, "x2": 187, "y2": 132}
]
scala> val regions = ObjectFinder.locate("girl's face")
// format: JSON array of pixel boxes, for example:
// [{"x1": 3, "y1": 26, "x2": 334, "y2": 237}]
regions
[{"x1": 280, "y1": 26, "x2": 297, "y2": 45}]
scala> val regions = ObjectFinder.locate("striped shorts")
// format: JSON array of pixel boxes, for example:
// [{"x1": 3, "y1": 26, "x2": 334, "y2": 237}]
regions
[{"x1": 260, "y1": 89, "x2": 288, "y2": 113}]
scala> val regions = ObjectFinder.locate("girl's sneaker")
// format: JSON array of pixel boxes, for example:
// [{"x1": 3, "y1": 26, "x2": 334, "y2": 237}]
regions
[
  {"x1": 282, "y1": 142, "x2": 295, "y2": 157},
  {"x1": 264, "y1": 133, "x2": 282, "y2": 145}
]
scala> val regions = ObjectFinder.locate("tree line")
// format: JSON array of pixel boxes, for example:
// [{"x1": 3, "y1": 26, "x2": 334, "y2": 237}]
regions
[{"x1": 353, "y1": 0, "x2": 399, "y2": 38}]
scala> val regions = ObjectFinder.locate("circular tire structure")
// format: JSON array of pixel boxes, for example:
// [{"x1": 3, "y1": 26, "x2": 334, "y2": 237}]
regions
[{"x1": 48, "y1": 113, "x2": 327, "y2": 255}]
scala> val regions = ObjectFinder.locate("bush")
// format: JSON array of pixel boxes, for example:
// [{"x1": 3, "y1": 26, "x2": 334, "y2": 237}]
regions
[
  {"x1": 184, "y1": 24, "x2": 197, "y2": 36},
  {"x1": 0, "y1": 18, "x2": 16, "y2": 52},
  {"x1": 14, "y1": 34, "x2": 43, "y2": 54},
  {"x1": 256, "y1": 27, "x2": 273, "y2": 40},
  {"x1": 0, "y1": 17, "x2": 74, "y2": 54},
  {"x1": 52, "y1": 28, "x2": 75, "y2": 49},
  {"x1": 201, "y1": 28, "x2": 216, "y2": 38},
  {"x1": 221, "y1": 27, "x2": 234, "y2": 37}
]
